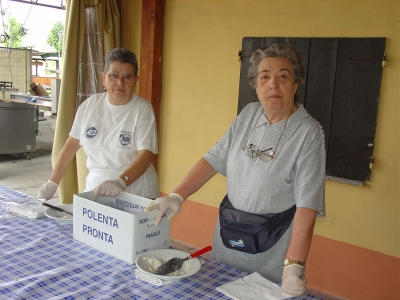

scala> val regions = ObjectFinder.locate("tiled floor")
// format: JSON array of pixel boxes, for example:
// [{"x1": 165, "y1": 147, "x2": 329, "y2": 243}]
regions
[{"x1": 170, "y1": 239, "x2": 347, "y2": 300}]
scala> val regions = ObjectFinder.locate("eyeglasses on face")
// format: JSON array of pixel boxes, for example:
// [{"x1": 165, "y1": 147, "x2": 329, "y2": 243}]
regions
[
  {"x1": 242, "y1": 144, "x2": 275, "y2": 162},
  {"x1": 107, "y1": 72, "x2": 135, "y2": 83}
]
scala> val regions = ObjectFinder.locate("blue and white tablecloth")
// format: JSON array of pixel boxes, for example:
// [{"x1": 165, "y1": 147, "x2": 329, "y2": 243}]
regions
[
  {"x1": 0, "y1": 185, "x2": 321, "y2": 300},
  {"x1": 0, "y1": 184, "x2": 30, "y2": 202}
]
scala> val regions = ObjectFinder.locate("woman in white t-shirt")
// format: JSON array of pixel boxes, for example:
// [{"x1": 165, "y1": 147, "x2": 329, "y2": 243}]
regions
[{"x1": 37, "y1": 48, "x2": 159, "y2": 200}]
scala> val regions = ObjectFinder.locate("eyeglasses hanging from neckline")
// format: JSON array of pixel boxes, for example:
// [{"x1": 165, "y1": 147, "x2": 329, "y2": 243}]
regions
[{"x1": 242, "y1": 107, "x2": 294, "y2": 162}]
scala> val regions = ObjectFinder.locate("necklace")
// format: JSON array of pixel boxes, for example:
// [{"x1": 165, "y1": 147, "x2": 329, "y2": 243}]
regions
[{"x1": 270, "y1": 105, "x2": 295, "y2": 152}]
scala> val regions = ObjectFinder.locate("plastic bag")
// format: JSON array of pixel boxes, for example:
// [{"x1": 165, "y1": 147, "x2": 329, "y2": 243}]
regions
[{"x1": 1, "y1": 196, "x2": 46, "y2": 219}]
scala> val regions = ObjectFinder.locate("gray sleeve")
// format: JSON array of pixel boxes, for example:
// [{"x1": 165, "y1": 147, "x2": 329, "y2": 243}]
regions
[
  {"x1": 203, "y1": 113, "x2": 243, "y2": 177},
  {"x1": 203, "y1": 131, "x2": 230, "y2": 176},
  {"x1": 293, "y1": 123, "x2": 326, "y2": 217}
]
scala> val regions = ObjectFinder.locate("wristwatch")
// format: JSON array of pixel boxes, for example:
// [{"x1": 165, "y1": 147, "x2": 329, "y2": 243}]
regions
[
  {"x1": 284, "y1": 258, "x2": 304, "y2": 267},
  {"x1": 122, "y1": 175, "x2": 129, "y2": 183}
]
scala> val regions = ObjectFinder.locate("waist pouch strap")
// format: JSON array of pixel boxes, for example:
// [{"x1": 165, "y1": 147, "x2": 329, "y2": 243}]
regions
[{"x1": 219, "y1": 194, "x2": 296, "y2": 254}]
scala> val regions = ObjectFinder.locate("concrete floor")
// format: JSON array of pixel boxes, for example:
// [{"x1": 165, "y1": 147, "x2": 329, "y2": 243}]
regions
[{"x1": 0, "y1": 116, "x2": 346, "y2": 300}]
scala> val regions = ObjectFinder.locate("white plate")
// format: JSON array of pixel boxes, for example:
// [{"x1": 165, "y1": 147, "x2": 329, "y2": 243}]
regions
[
  {"x1": 135, "y1": 249, "x2": 201, "y2": 281},
  {"x1": 44, "y1": 204, "x2": 73, "y2": 223}
]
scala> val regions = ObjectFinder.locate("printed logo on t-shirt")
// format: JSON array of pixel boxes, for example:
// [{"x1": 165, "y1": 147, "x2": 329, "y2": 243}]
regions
[
  {"x1": 284, "y1": 178, "x2": 293, "y2": 184},
  {"x1": 85, "y1": 126, "x2": 98, "y2": 139},
  {"x1": 119, "y1": 130, "x2": 133, "y2": 147}
]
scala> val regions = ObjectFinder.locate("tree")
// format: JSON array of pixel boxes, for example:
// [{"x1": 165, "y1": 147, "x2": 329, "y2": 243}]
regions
[
  {"x1": 0, "y1": 16, "x2": 28, "y2": 48},
  {"x1": 47, "y1": 21, "x2": 64, "y2": 54}
]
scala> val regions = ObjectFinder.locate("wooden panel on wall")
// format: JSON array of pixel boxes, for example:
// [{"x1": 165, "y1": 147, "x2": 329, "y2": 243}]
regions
[
  {"x1": 305, "y1": 38, "x2": 338, "y2": 150},
  {"x1": 327, "y1": 38, "x2": 385, "y2": 180},
  {"x1": 139, "y1": 0, "x2": 166, "y2": 170}
]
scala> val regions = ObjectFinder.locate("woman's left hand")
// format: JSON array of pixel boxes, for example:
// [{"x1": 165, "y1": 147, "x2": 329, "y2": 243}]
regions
[
  {"x1": 93, "y1": 178, "x2": 127, "y2": 199},
  {"x1": 282, "y1": 264, "x2": 306, "y2": 295}
]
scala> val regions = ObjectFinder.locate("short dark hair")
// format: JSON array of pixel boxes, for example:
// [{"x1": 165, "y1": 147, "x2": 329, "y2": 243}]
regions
[
  {"x1": 104, "y1": 48, "x2": 139, "y2": 77},
  {"x1": 248, "y1": 44, "x2": 305, "y2": 99}
]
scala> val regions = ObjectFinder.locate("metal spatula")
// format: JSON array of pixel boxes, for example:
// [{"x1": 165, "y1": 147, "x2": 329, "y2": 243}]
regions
[{"x1": 154, "y1": 245, "x2": 212, "y2": 275}]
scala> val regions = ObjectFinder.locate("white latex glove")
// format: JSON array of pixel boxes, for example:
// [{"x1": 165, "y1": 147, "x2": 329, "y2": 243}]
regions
[
  {"x1": 93, "y1": 178, "x2": 126, "y2": 199},
  {"x1": 36, "y1": 179, "x2": 59, "y2": 200},
  {"x1": 144, "y1": 193, "x2": 184, "y2": 226},
  {"x1": 282, "y1": 264, "x2": 306, "y2": 296}
]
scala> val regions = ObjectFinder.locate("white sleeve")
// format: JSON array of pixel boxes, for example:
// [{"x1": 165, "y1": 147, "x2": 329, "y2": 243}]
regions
[
  {"x1": 134, "y1": 101, "x2": 158, "y2": 154},
  {"x1": 69, "y1": 101, "x2": 87, "y2": 142}
]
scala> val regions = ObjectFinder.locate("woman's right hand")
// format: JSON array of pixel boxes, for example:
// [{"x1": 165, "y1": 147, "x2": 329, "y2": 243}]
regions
[
  {"x1": 36, "y1": 179, "x2": 59, "y2": 200},
  {"x1": 144, "y1": 193, "x2": 184, "y2": 226}
]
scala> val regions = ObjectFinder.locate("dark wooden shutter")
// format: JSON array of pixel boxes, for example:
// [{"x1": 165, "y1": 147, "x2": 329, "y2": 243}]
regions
[{"x1": 237, "y1": 37, "x2": 385, "y2": 183}]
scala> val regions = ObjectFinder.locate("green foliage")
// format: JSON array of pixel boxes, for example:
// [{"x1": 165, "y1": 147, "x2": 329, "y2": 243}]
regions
[
  {"x1": 47, "y1": 21, "x2": 64, "y2": 54},
  {"x1": 1, "y1": 16, "x2": 28, "y2": 48}
]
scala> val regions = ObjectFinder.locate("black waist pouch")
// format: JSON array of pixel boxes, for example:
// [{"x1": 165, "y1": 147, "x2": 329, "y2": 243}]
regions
[{"x1": 219, "y1": 195, "x2": 296, "y2": 254}]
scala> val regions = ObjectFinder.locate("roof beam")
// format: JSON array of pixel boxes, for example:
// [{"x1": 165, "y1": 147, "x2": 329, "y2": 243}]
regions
[{"x1": 9, "y1": 0, "x2": 65, "y2": 10}]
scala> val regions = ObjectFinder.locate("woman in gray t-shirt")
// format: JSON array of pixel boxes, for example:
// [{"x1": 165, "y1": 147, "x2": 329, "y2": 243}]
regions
[{"x1": 145, "y1": 44, "x2": 326, "y2": 296}]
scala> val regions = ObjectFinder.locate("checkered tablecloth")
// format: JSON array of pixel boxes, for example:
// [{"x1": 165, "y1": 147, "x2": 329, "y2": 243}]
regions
[
  {"x1": 0, "y1": 185, "x2": 321, "y2": 300},
  {"x1": 0, "y1": 184, "x2": 30, "y2": 202}
]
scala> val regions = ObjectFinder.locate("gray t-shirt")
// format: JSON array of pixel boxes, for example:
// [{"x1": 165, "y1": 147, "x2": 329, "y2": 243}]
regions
[{"x1": 204, "y1": 102, "x2": 326, "y2": 283}]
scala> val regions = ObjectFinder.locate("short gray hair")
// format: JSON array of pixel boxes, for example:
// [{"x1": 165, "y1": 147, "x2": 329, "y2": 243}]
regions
[
  {"x1": 248, "y1": 44, "x2": 305, "y2": 90},
  {"x1": 104, "y1": 48, "x2": 139, "y2": 77}
]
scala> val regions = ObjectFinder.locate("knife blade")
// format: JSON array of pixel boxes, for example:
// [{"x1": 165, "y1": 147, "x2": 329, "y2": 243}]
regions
[{"x1": 42, "y1": 202, "x2": 73, "y2": 216}]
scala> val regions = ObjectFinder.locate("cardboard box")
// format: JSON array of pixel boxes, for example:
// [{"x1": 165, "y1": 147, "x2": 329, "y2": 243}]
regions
[
  {"x1": 73, "y1": 191, "x2": 170, "y2": 264},
  {"x1": 29, "y1": 82, "x2": 49, "y2": 96}
]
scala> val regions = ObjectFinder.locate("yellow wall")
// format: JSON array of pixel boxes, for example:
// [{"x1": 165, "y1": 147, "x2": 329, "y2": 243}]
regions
[
  {"x1": 120, "y1": 0, "x2": 142, "y2": 95},
  {"x1": 121, "y1": 0, "x2": 399, "y2": 258}
]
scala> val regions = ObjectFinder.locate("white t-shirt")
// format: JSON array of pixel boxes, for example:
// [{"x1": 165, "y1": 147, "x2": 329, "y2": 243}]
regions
[{"x1": 69, "y1": 92, "x2": 159, "y2": 199}]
